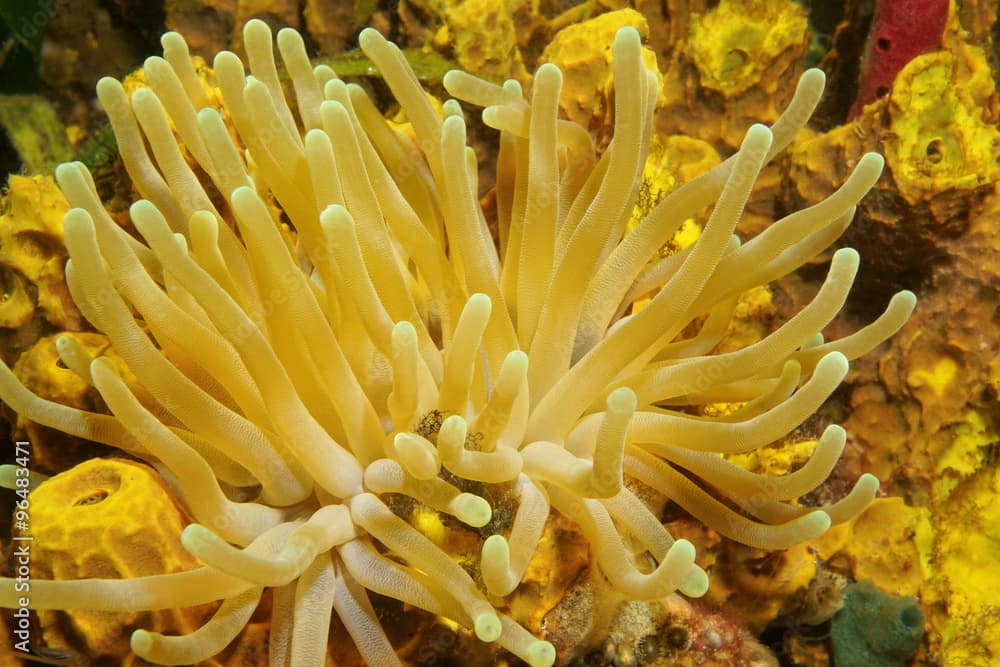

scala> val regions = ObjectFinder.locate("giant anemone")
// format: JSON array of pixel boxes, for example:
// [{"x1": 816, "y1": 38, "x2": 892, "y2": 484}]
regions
[{"x1": 0, "y1": 20, "x2": 914, "y2": 666}]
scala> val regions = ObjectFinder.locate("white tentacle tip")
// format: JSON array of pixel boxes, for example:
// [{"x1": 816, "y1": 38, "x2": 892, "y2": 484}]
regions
[
  {"x1": 858, "y1": 151, "x2": 885, "y2": 173},
  {"x1": 243, "y1": 18, "x2": 271, "y2": 39},
  {"x1": 606, "y1": 386, "x2": 637, "y2": 414},
  {"x1": 358, "y1": 27, "x2": 383, "y2": 51},
  {"x1": 161, "y1": 31, "x2": 186, "y2": 47},
  {"x1": 442, "y1": 70, "x2": 462, "y2": 93},
  {"x1": 816, "y1": 350, "x2": 850, "y2": 379},
  {"x1": 802, "y1": 510, "x2": 833, "y2": 539},
  {"x1": 62, "y1": 207, "x2": 93, "y2": 233},
  {"x1": 799, "y1": 67, "x2": 827, "y2": 90},
  {"x1": 467, "y1": 292, "x2": 492, "y2": 311},
  {"x1": 612, "y1": 26, "x2": 642, "y2": 48},
  {"x1": 130, "y1": 629, "x2": 153, "y2": 656},
  {"x1": 54, "y1": 161, "x2": 83, "y2": 183},
  {"x1": 439, "y1": 414, "x2": 469, "y2": 446},
  {"x1": 95, "y1": 76, "x2": 124, "y2": 98},
  {"x1": 744, "y1": 123, "x2": 774, "y2": 147},
  {"x1": 856, "y1": 472, "x2": 880, "y2": 497},
  {"x1": 679, "y1": 566, "x2": 710, "y2": 598},
  {"x1": 893, "y1": 290, "x2": 918, "y2": 313},
  {"x1": 277, "y1": 27, "x2": 304, "y2": 47},
  {"x1": 392, "y1": 320, "x2": 417, "y2": 337},
  {"x1": 180, "y1": 522, "x2": 215, "y2": 554},
  {"x1": 665, "y1": 538, "x2": 696, "y2": 566},
  {"x1": 527, "y1": 641, "x2": 556, "y2": 667},
  {"x1": 823, "y1": 423, "x2": 847, "y2": 444},
  {"x1": 482, "y1": 534, "x2": 510, "y2": 568},
  {"x1": 454, "y1": 493, "x2": 492, "y2": 527},
  {"x1": 474, "y1": 613, "x2": 502, "y2": 642},
  {"x1": 831, "y1": 245, "x2": 861, "y2": 268}
]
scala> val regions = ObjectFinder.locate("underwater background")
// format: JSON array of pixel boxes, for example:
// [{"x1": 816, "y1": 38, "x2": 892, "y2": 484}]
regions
[{"x1": 0, "y1": 0, "x2": 998, "y2": 665}]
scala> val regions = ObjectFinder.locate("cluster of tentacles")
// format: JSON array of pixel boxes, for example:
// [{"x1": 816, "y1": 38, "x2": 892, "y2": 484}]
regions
[{"x1": 0, "y1": 19, "x2": 913, "y2": 666}]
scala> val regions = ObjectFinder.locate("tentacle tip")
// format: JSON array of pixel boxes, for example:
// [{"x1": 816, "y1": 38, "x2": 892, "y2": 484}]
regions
[
  {"x1": 857, "y1": 472, "x2": 880, "y2": 495},
  {"x1": 180, "y1": 522, "x2": 213, "y2": 552},
  {"x1": 468, "y1": 292, "x2": 493, "y2": 310},
  {"x1": 527, "y1": 641, "x2": 557, "y2": 667},
  {"x1": 128, "y1": 198, "x2": 160, "y2": 220},
  {"x1": 319, "y1": 98, "x2": 348, "y2": 123},
  {"x1": 276, "y1": 26, "x2": 301, "y2": 43},
  {"x1": 820, "y1": 350, "x2": 850, "y2": 371},
  {"x1": 242, "y1": 76, "x2": 269, "y2": 97},
  {"x1": 823, "y1": 423, "x2": 847, "y2": 439},
  {"x1": 395, "y1": 436, "x2": 440, "y2": 480},
  {"x1": 141, "y1": 56, "x2": 163, "y2": 73},
  {"x1": 196, "y1": 107, "x2": 223, "y2": 124},
  {"x1": 229, "y1": 184, "x2": 257, "y2": 205},
  {"x1": 442, "y1": 113, "x2": 466, "y2": 132},
  {"x1": 680, "y1": 566, "x2": 710, "y2": 598},
  {"x1": 613, "y1": 25, "x2": 642, "y2": 46},
  {"x1": 894, "y1": 289, "x2": 918, "y2": 311},
  {"x1": 319, "y1": 203, "x2": 351, "y2": 226},
  {"x1": 95, "y1": 76, "x2": 124, "y2": 97},
  {"x1": 441, "y1": 414, "x2": 469, "y2": 438},
  {"x1": 244, "y1": 18, "x2": 271, "y2": 37},
  {"x1": 667, "y1": 538, "x2": 696, "y2": 563},
  {"x1": 63, "y1": 207, "x2": 93, "y2": 231},
  {"x1": 859, "y1": 151, "x2": 885, "y2": 172},
  {"x1": 783, "y1": 358, "x2": 802, "y2": 373},
  {"x1": 54, "y1": 161, "x2": 83, "y2": 182},
  {"x1": 358, "y1": 28, "x2": 383, "y2": 52},
  {"x1": 161, "y1": 31, "x2": 185, "y2": 48},
  {"x1": 442, "y1": 98, "x2": 463, "y2": 117},
  {"x1": 481, "y1": 106, "x2": 500, "y2": 126},
  {"x1": 535, "y1": 62, "x2": 563, "y2": 81},
  {"x1": 213, "y1": 50, "x2": 240, "y2": 70},
  {"x1": 130, "y1": 629, "x2": 153, "y2": 655},
  {"x1": 0, "y1": 465, "x2": 18, "y2": 489},
  {"x1": 832, "y1": 246, "x2": 861, "y2": 267},
  {"x1": 482, "y1": 534, "x2": 510, "y2": 564},
  {"x1": 87, "y1": 356, "x2": 118, "y2": 381},
  {"x1": 392, "y1": 319, "x2": 418, "y2": 339},
  {"x1": 818, "y1": 350, "x2": 850, "y2": 376},
  {"x1": 744, "y1": 123, "x2": 774, "y2": 143},
  {"x1": 607, "y1": 386, "x2": 637, "y2": 413},
  {"x1": 804, "y1": 510, "x2": 833, "y2": 537},
  {"x1": 507, "y1": 349, "x2": 528, "y2": 365},
  {"x1": 456, "y1": 493, "x2": 492, "y2": 527},
  {"x1": 474, "y1": 613, "x2": 502, "y2": 642},
  {"x1": 501, "y1": 79, "x2": 523, "y2": 99},
  {"x1": 801, "y1": 67, "x2": 827, "y2": 85},
  {"x1": 442, "y1": 69, "x2": 462, "y2": 92}
]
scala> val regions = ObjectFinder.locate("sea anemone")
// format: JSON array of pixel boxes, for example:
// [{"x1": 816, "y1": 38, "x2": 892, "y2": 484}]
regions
[{"x1": 0, "y1": 19, "x2": 914, "y2": 666}]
